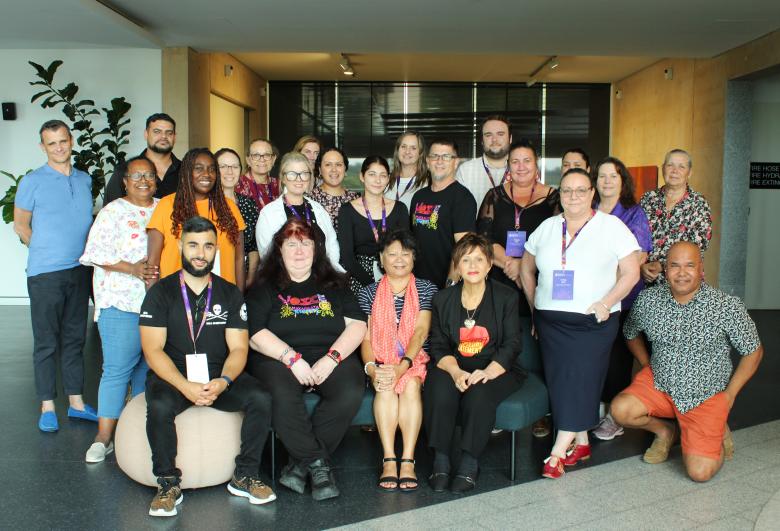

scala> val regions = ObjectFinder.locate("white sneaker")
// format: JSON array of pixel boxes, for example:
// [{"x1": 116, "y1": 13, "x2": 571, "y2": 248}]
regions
[
  {"x1": 592, "y1": 414, "x2": 624, "y2": 441},
  {"x1": 86, "y1": 441, "x2": 114, "y2": 463}
]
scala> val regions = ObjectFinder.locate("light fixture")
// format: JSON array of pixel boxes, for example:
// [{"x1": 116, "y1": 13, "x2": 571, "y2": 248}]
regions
[
  {"x1": 339, "y1": 54, "x2": 354, "y2": 76},
  {"x1": 526, "y1": 56, "x2": 559, "y2": 86}
]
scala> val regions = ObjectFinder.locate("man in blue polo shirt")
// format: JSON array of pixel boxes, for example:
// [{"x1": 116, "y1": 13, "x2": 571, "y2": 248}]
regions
[{"x1": 14, "y1": 119, "x2": 98, "y2": 432}]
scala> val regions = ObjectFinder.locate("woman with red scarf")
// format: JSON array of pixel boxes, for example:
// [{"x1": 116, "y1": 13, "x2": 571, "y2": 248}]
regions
[{"x1": 357, "y1": 229, "x2": 437, "y2": 492}]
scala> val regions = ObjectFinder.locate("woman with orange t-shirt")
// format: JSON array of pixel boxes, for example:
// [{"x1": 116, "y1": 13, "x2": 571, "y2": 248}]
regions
[{"x1": 147, "y1": 148, "x2": 246, "y2": 289}]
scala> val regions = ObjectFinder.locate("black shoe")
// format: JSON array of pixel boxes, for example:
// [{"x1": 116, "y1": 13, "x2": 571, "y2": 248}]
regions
[
  {"x1": 308, "y1": 458, "x2": 339, "y2": 501},
  {"x1": 450, "y1": 471, "x2": 478, "y2": 494},
  {"x1": 428, "y1": 472, "x2": 450, "y2": 493},
  {"x1": 279, "y1": 459, "x2": 308, "y2": 494}
]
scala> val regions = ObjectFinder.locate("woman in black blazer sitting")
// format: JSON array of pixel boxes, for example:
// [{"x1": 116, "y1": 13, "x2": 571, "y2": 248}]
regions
[{"x1": 424, "y1": 233, "x2": 526, "y2": 493}]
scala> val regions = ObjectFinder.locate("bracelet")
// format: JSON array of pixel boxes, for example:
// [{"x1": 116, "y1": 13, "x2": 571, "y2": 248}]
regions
[
  {"x1": 401, "y1": 356, "x2": 413, "y2": 367},
  {"x1": 277, "y1": 346, "x2": 292, "y2": 363},
  {"x1": 363, "y1": 361, "x2": 376, "y2": 375},
  {"x1": 221, "y1": 375, "x2": 233, "y2": 387},
  {"x1": 285, "y1": 352, "x2": 302, "y2": 369}
]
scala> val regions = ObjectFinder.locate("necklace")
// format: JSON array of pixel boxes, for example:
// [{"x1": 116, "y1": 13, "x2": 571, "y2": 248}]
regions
[{"x1": 464, "y1": 306, "x2": 478, "y2": 329}]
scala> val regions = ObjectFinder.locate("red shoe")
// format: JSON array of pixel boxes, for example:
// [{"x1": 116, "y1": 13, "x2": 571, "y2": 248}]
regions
[
  {"x1": 562, "y1": 444, "x2": 591, "y2": 466},
  {"x1": 541, "y1": 456, "x2": 565, "y2": 479}
]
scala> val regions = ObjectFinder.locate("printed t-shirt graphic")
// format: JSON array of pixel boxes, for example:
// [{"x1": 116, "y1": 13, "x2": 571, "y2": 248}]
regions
[
  {"x1": 458, "y1": 325, "x2": 490, "y2": 357},
  {"x1": 278, "y1": 293, "x2": 335, "y2": 318},
  {"x1": 413, "y1": 202, "x2": 441, "y2": 230}
]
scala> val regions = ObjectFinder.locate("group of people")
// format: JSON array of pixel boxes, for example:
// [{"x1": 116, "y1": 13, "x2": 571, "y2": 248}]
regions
[{"x1": 13, "y1": 112, "x2": 763, "y2": 518}]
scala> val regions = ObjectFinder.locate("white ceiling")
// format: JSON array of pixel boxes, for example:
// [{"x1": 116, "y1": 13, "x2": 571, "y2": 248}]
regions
[{"x1": 2, "y1": 0, "x2": 779, "y2": 82}]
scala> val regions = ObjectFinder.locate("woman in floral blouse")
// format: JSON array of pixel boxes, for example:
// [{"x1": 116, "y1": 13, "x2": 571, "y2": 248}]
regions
[
  {"x1": 79, "y1": 156, "x2": 160, "y2": 463},
  {"x1": 640, "y1": 149, "x2": 712, "y2": 285},
  {"x1": 307, "y1": 147, "x2": 360, "y2": 231}
]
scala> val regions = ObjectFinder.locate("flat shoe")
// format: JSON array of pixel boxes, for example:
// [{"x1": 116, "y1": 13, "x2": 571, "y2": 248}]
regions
[
  {"x1": 86, "y1": 441, "x2": 114, "y2": 463},
  {"x1": 428, "y1": 472, "x2": 449, "y2": 493},
  {"x1": 38, "y1": 411, "x2": 58, "y2": 432},
  {"x1": 68, "y1": 405, "x2": 99, "y2": 423},
  {"x1": 643, "y1": 425, "x2": 678, "y2": 464},
  {"x1": 450, "y1": 473, "x2": 476, "y2": 493}
]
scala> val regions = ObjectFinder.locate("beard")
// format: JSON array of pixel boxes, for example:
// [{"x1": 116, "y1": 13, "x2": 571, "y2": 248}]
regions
[
  {"x1": 181, "y1": 254, "x2": 214, "y2": 277},
  {"x1": 484, "y1": 144, "x2": 509, "y2": 160},
  {"x1": 148, "y1": 142, "x2": 173, "y2": 154}
]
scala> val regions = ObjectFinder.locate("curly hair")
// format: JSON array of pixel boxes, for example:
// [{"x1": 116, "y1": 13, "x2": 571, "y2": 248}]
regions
[
  {"x1": 255, "y1": 218, "x2": 347, "y2": 290},
  {"x1": 171, "y1": 148, "x2": 240, "y2": 246},
  {"x1": 592, "y1": 156, "x2": 637, "y2": 208}
]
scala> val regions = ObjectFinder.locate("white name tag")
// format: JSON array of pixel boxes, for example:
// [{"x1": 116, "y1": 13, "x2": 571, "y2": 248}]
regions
[
  {"x1": 212, "y1": 250, "x2": 221, "y2": 276},
  {"x1": 372, "y1": 261, "x2": 383, "y2": 282},
  {"x1": 186, "y1": 353, "x2": 210, "y2": 384}
]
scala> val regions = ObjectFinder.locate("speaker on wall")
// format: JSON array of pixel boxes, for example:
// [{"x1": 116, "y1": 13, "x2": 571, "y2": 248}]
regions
[{"x1": 2, "y1": 103, "x2": 17, "y2": 121}]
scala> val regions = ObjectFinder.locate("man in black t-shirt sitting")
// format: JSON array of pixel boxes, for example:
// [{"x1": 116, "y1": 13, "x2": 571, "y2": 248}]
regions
[{"x1": 139, "y1": 216, "x2": 274, "y2": 517}]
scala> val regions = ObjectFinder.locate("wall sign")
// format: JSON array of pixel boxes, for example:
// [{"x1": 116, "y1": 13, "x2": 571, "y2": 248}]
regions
[{"x1": 750, "y1": 162, "x2": 780, "y2": 189}]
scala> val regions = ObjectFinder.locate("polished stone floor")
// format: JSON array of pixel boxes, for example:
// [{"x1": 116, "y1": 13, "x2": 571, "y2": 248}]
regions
[{"x1": 0, "y1": 307, "x2": 776, "y2": 531}]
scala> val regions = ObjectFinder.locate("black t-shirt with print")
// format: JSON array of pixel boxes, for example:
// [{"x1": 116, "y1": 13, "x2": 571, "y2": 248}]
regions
[
  {"x1": 246, "y1": 277, "x2": 366, "y2": 364},
  {"x1": 140, "y1": 272, "x2": 248, "y2": 378},
  {"x1": 409, "y1": 181, "x2": 477, "y2": 289}
]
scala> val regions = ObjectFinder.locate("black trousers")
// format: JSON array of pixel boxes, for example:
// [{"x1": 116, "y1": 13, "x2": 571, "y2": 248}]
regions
[
  {"x1": 145, "y1": 372, "x2": 272, "y2": 479},
  {"x1": 601, "y1": 312, "x2": 634, "y2": 403},
  {"x1": 249, "y1": 355, "x2": 364, "y2": 462},
  {"x1": 27, "y1": 265, "x2": 90, "y2": 401},
  {"x1": 424, "y1": 364, "x2": 523, "y2": 458}
]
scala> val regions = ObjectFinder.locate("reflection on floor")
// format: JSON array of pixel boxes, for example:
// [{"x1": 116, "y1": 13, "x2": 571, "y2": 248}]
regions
[{"x1": 0, "y1": 308, "x2": 776, "y2": 530}]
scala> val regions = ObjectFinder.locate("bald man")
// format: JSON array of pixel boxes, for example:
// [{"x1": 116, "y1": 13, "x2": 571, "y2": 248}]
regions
[{"x1": 611, "y1": 242, "x2": 763, "y2": 482}]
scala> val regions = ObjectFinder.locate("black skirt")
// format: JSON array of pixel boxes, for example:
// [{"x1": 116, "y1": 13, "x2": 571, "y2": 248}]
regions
[{"x1": 535, "y1": 309, "x2": 619, "y2": 432}]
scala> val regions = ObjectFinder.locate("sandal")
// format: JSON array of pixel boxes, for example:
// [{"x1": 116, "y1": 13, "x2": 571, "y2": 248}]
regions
[
  {"x1": 398, "y1": 458, "x2": 418, "y2": 492},
  {"x1": 378, "y1": 457, "x2": 399, "y2": 491}
]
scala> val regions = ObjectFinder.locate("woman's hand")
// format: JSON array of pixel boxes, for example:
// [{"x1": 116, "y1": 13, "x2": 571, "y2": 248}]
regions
[
  {"x1": 141, "y1": 260, "x2": 159, "y2": 284},
  {"x1": 290, "y1": 358, "x2": 317, "y2": 387},
  {"x1": 371, "y1": 364, "x2": 396, "y2": 392},
  {"x1": 467, "y1": 369, "x2": 491, "y2": 386},
  {"x1": 640, "y1": 261, "x2": 662, "y2": 283},
  {"x1": 311, "y1": 356, "x2": 338, "y2": 385},
  {"x1": 451, "y1": 369, "x2": 471, "y2": 393},
  {"x1": 586, "y1": 301, "x2": 610, "y2": 323}
]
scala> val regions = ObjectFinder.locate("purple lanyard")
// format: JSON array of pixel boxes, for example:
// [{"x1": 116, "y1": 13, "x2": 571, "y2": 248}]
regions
[
  {"x1": 482, "y1": 157, "x2": 510, "y2": 189},
  {"x1": 395, "y1": 175, "x2": 416, "y2": 201},
  {"x1": 509, "y1": 180, "x2": 537, "y2": 230},
  {"x1": 179, "y1": 271, "x2": 213, "y2": 351},
  {"x1": 284, "y1": 195, "x2": 312, "y2": 224},
  {"x1": 362, "y1": 196, "x2": 387, "y2": 243},
  {"x1": 560, "y1": 211, "x2": 595, "y2": 269}
]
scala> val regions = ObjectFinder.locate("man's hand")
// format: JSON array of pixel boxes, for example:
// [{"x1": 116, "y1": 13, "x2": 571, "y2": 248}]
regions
[
  {"x1": 503, "y1": 258, "x2": 522, "y2": 282},
  {"x1": 311, "y1": 356, "x2": 338, "y2": 385},
  {"x1": 181, "y1": 381, "x2": 207, "y2": 405},
  {"x1": 640, "y1": 261, "x2": 663, "y2": 283},
  {"x1": 200, "y1": 378, "x2": 229, "y2": 404}
]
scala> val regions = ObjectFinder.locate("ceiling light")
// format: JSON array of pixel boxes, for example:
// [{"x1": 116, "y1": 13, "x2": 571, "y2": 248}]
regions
[
  {"x1": 527, "y1": 56, "x2": 559, "y2": 86},
  {"x1": 549, "y1": 57, "x2": 559, "y2": 69},
  {"x1": 339, "y1": 54, "x2": 355, "y2": 76}
]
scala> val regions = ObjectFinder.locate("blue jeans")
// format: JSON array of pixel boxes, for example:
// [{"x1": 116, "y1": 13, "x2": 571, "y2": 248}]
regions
[{"x1": 96, "y1": 307, "x2": 148, "y2": 419}]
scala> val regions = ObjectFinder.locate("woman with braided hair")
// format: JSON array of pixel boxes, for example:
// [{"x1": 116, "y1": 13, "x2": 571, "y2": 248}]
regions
[{"x1": 147, "y1": 148, "x2": 246, "y2": 289}]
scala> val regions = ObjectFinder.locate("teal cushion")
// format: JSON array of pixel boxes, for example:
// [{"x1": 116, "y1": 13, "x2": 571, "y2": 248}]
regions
[
  {"x1": 495, "y1": 372, "x2": 550, "y2": 431},
  {"x1": 303, "y1": 387, "x2": 376, "y2": 425}
]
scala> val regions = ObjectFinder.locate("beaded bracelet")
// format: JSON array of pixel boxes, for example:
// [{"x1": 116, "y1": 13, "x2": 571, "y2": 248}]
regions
[{"x1": 285, "y1": 352, "x2": 302, "y2": 369}]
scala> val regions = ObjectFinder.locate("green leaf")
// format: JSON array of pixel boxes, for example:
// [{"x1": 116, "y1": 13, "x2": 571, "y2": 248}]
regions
[
  {"x1": 73, "y1": 120, "x2": 90, "y2": 131},
  {"x1": 41, "y1": 94, "x2": 57, "y2": 108},
  {"x1": 62, "y1": 104, "x2": 77, "y2": 121},
  {"x1": 29, "y1": 81, "x2": 48, "y2": 87},
  {"x1": 75, "y1": 99, "x2": 95, "y2": 107},
  {"x1": 60, "y1": 82, "x2": 78, "y2": 101},
  {"x1": 45, "y1": 60, "x2": 63, "y2": 83},
  {"x1": 28, "y1": 61, "x2": 48, "y2": 80},
  {"x1": 30, "y1": 90, "x2": 50, "y2": 103}
]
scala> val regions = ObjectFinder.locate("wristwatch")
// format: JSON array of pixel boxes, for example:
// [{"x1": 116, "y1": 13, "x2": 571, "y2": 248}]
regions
[{"x1": 326, "y1": 349, "x2": 342, "y2": 364}]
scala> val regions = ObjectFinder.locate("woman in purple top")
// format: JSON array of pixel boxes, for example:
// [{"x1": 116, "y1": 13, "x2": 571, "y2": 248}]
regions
[{"x1": 591, "y1": 156, "x2": 652, "y2": 441}]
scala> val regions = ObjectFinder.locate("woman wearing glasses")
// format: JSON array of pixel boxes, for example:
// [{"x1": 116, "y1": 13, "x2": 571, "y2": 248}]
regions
[
  {"x1": 308, "y1": 147, "x2": 360, "y2": 231},
  {"x1": 147, "y1": 148, "x2": 246, "y2": 288},
  {"x1": 79, "y1": 156, "x2": 159, "y2": 462},
  {"x1": 337, "y1": 156, "x2": 409, "y2": 294},
  {"x1": 216, "y1": 148, "x2": 261, "y2": 289},
  {"x1": 520, "y1": 168, "x2": 640, "y2": 479},
  {"x1": 255, "y1": 152, "x2": 342, "y2": 270},
  {"x1": 235, "y1": 138, "x2": 280, "y2": 211}
]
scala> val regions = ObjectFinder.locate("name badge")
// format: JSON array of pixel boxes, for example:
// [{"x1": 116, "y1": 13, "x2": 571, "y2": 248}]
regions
[
  {"x1": 505, "y1": 230, "x2": 527, "y2": 258},
  {"x1": 552, "y1": 270, "x2": 574, "y2": 300},
  {"x1": 212, "y1": 250, "x2": 221, "y2": 276},
  {"x1": 186, "y1": 353, "x2": 210, "y2": 384}
]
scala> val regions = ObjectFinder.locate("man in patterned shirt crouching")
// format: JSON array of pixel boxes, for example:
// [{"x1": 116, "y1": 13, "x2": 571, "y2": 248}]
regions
[{"x1": 611, "y1": 241, "x2": 763, "y2": 482}]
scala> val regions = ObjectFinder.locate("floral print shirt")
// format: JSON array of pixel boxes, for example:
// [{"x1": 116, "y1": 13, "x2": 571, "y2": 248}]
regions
[
  {"x1": 307, "y1": 186, "x2": 360, "y2": 231},
  {"x1": 624, "y1": 283, "x2": 761, "y2": 413},
  {"x1": 640, "y1": 186, "x2": 712, "y2": 284},
  {"x1": 79, "y1": 198, "x2": 159, "y2": 320}
]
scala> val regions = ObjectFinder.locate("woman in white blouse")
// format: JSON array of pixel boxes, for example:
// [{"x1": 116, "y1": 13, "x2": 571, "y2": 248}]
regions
[
  {"x1": 520, "y1": 168, "x2": 640, "y2": 479},
  {"x1": 80, "y1": 157, "x2": 160, "y2": 463}
]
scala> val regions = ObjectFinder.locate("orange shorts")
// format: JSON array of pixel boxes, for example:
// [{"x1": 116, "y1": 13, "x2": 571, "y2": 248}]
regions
[{"x1": 622, "y1": 366, "x2": 729, "y2": 460}]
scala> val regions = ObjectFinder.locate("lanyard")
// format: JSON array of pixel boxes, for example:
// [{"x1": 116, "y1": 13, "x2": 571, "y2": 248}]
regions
[
  {"x1": 284, "y1": 195, "x2": 311, "y2": 224},
  {"x1": 395, "y1": 175, "x2": 416, "y2": 201},
  {"x1": 179, "y1": 271, "x2": 213, "y2": 352},
  {"x1": 482, "y1": 157, "x2": 510, "y2": 189},
  {"x1": 362, "y1": 196, "x2": 387, "y2": 242},
  {"x1": 248, "y1": 176, "x2": 277, "y2": 208},
  {"x1": 560, "y1": 210, "x2": 595, "y2": 269},
  {"x1": 509, "y1": 180, "x2": 537, "y2": 230}
]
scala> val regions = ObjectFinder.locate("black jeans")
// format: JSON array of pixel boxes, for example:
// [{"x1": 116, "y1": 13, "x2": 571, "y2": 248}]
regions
[
  {"x1": 27, "y1": 265, "x2": 90, "y2": 401},
  {"x1": 145, "y1": 372, "x2": 272, "y2": 479},
  {"x1": 249, "y1": 355, "x2": 364, "y2": 462}
]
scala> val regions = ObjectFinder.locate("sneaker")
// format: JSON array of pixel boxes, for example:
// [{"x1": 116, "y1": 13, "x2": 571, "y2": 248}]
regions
[
  {"x1": 149, "y1": 477, "x2": 183, "y2": 517},
  {"x1": 228, "y1": 474, "x2": 276, "y2": 505},
  {"x1": 562, "y1": 444, "x2": 591, "y2": 466},
  {"x1": 308, "y1": 458, "x2": 339, "y2": 501},
  {"x1": 592, "y1": 414, "x2": 625, "y2": 441},
  {"x1": 490, "y1": 428, "x2": 504, "y2": 435},
  {"x1": 85, "y1": 441, "x2": 114, "y2": 463},
  {"x1": 279, "y1": 459, "x2": 308, "y2": 494},
  {"x1": 541, "y1": 455, "x2": 565, "y2": 479}
]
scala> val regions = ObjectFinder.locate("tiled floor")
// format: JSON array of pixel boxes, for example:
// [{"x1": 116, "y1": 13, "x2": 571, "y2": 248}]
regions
[{"x1": 337, "y1": 420, "x2": 780, "y2": 530}]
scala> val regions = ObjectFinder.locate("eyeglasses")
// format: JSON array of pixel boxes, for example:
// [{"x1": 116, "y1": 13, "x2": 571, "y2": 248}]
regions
[
  {"x1": 193, "y1": 164, "x2": 217, "y2": 175},
  {"x1": 427, "y1": 153, "x2": 457, "y2": 162},
  {"x1": 219, "y1": 164, "x2": 241, "y2": 173},
  {"x1": 126, "y1": 172, "x2": 156, "y2": 182},
  {"x1": 249, "y1": 152, "x2": 275, "y2": 162},
  {"x1": 283, "y1": 170, "x2": 312, "y2": 182},
  {"x1": 559, "y1": 187, "x2": 592, "y2": 198}
]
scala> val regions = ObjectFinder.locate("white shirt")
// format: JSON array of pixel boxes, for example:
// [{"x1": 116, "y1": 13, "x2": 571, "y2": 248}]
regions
[
  {"x1": 255, "y1": 196, "x2": 343, "y2": 271},
  {"x1": 385, "y1": 175, "x2": 422, "y2": 210},
  {"x1": 456, "y1": 156, "x2": 507, "y2": 207},
  {"x1": 525, "y1": 211, "x2": 640, "y2": 314}
]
